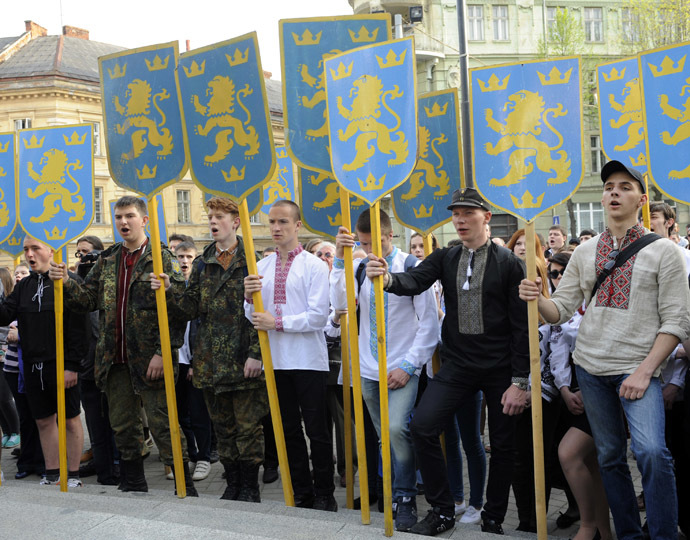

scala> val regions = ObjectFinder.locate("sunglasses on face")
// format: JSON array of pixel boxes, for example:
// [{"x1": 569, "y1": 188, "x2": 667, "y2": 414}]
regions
[{"x1": 548, "y1": 268, "x2": 565, "y2": 279}]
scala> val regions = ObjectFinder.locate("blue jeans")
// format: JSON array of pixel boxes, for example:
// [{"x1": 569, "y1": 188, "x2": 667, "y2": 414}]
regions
[
  {"x1": 445, "y1": 391, "x2": 486, "y2": 509},
  {"x1": 361, "y1": 375, "x2": 418, "y2": 499},
  {"x1": 576, "y1": 366, "x2": 677, "y2": 540}
]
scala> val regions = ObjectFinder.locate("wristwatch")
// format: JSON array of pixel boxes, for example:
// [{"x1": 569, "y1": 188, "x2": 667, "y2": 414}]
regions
[{"x1": 511, "y1": 377, "x2": 529, "y2": 391}]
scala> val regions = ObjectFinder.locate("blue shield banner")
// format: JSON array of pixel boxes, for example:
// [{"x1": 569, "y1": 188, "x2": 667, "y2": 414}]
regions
[
  {"x1": 597, "y1": 57, "x2": 647, "y2": 172},
  {"x1": 325, "y1": 37, "x2": 417, "y2": 206},
  {"x1": 178, "y1": 32, "x2": 275, "y2": 202},
  {"x1": 298, "y1": 167, "x2": 368, "y2": 240},
  {"x1": 639, "y1": 41, "x2": 690, "y2": 204},
  {"x1": 203, "y1": 186, "x2": 263, "y2": 217},
  {"x1": 18, "y1": 125, "x2": 94, "y2": 251},
  {"x1": 110, "y1": 195, "x2": 167, "y2": 245},
  {"x1": 280, "y1": 15, "x2": 391, "y2": 174},
  {"x1": 0, "y1": 133, "x2": 16, "y2": 245},
  {"x1": 100, "y1": 42, "x2": 187, "y2": 198},
  {"x1": 261, "y1": 147, "x2": 296, "y2": 214},
  {"x1": 392, "y1": 89, "x2": 463, "y2": 235},
  {"x1": 469, "y1": 57, "x2": 583, "y2": 222},
  {"x1": 0, "y1": 223, "x2": 26, "y2": 258}
]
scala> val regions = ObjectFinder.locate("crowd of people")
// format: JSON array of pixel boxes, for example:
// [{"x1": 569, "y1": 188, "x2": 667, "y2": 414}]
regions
[{"x1": 0, "y1": 160, "x2": 688, "y2": 540}]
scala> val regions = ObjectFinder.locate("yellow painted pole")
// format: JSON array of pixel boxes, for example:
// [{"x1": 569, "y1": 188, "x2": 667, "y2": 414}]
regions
[
  {"x1": 371, "y1": 203, "x2": 394, "y2": 537},
  {"x1": 53, "y1": 250, "x2": 68, "y2": 492},
  {"x1": 238, "y1": 199, "x2": 294, "y2": 507},
  {"x1": 340, "y1": 190, "x2": 370, "y2": 523},
  {"x1": 642, "y1": 173, "x2": 651, "y2": 228},
  {"x1": 13, "y1": 256, "x2": 20, "y2": 268},
  {"x1": 525, "y1": 221, "x2": 547, "y2": 540},
  {"x1": 340, "y1": 313, "x2": 355, "y2": 509},
  {"x1": 147, "y1": 197, "x2": 185, "y2": 498}
]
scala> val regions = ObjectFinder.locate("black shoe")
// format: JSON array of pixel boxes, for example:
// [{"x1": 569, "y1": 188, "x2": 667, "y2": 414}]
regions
[
  {"x1": 295, "y1": 495, "x2": 314, "y2": 508},
  {"x1": 79, "y1": 461, "x2": 97, "y2": 478},
  {"x1": 173, "y1": 462, "x2": 198, "y2": 497},
  {"x1": 353, "y1": 493, "x2": 378, "y2": 510},
  {"x1": 481, "y1": 518, "x2": 504, "y2": 535},
  {"x1": 410, "y1": 507, "x2": 455, "y2": 536},
  {"x1": 11, "y1": 448, "x2": 20, "y2": 457},
  {"x1": 121, "y1": 458, "x2": 148, "y2": 493},
  {"x1": 262, "y1": 466, "x2": 279, "y2": 484},
  {"x1": 236, "y1": 462, "x2": 261, "y2": 503},
  {"x1": 313, "y1": 494, "x2": 338, "y2": 512},
  {"x1": 516, "y1": 522, "x2": 537, "y2": 533},
  {"x1": 209, "y1": 449, "x2": 220, "y2": 464},
  {"x1": 15, "y1": 470, "x2": 32, "y2": 479},
  {"x1": 556, "y1": 510, "x2": 580, "y2": 529},
  {"x1": 220, "y1": 462, "x2": 240, "y2": 500},
  {"x1": 395, "y1": 497, "x2": 418, "y2": 532}
]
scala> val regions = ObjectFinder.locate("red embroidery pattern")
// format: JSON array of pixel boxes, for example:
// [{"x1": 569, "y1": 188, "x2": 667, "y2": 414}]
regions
[
  {"x1": 594, "y1": 225, "x2": 645, "y2": 310},
  {"x1": 274, "y1": 244, "x2": 303, "y2": 305}
]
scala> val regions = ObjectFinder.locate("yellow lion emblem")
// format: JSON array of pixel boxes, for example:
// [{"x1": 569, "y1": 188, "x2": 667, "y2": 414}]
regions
[
  {"x1": 112, "y1": 79, "x2": 173, "y2": 162},
  {"x1": 608, "y1": 78, "x2": 645, "y2": 152},
  {"x1": 659, "y1": 76, "x2": 690, "y2": 179},
  {"x1": 0, "y1": 167, "x2": 9, "y2": 227},
  {"x1": 401, "y1": 126, "x2": 450, "y2": 201},
  {"x1": 336, "y1": 74, "x2": 408, "y2": 171},
  {"x1": 298, "y1": 50, "x2": 342, "y2": 140},
  {"x1": 26, "y1": 149, "x2": 85, "y2": 223},
  {"x1": 192, "y1": 76, "x2": 259, "y2": 165},
  {"x1": 484, "y1": 90, "x2": 571, "y2": 186},
  {"x1": 263, "y1": 166, "x2": 291, "y2": 206}
]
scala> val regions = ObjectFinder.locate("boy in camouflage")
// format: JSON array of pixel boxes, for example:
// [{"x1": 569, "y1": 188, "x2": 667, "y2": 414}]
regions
[
  {"x1": 49, "y1": 196, "x2": 196, "y2": 496},
  {"x1": 153, "y1": 197, "x2": 267, "y2": 502}
]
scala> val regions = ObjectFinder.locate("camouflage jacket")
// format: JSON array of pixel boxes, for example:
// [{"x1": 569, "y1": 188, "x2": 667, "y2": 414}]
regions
[
  {"x1": 172, "y1": 237, "x2": 263, "y2": 393},
  {"x1": 63, "y1": 241, "x2": 187, "y2": 392}
]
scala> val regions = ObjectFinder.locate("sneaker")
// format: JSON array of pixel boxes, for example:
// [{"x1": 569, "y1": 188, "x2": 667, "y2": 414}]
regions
[
  {"x1": 192, "y1": 460, "x2": 211, "y2": 481},
  {"x1": 481, "y1": 518, "x2": 504, "y2": 535},
  {"x1": 459, "y1": 506, "x2": 482, "y2": 524},
  {"x1": 313, "y1": 494, "x2": 338, "y2": 512},
  {"x1": 395, "y1": 497, "x2": 418, "y2": 532},
  {"x1": 165, "y1": 465, "x2": 174, "y2": 480},
  {"x1": 67, "y1": 478, "x2": 82, "y2": 488},
  {"x1": 454, "y1": 501, "x2": 467, "y2": 515},
  {"x1": 4, "y1": 433, "x2": 19, "y2": 448},
  {"x1": 0, "y1": 434, "x2": 8, "y2": 447},
  {"x1": 40, "y1": 476, "x2": 59, "y2": 486},
  {"x1": 410, "y1": 507, "x2": 455, "y2": 536}
]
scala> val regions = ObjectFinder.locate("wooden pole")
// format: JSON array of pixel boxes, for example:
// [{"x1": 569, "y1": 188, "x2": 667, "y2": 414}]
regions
[
  {"x1": 340, "y1": 190, "x2": 370, "y2": 524},
  {"x1": 147, "y1": 197, "x2": 186, "y2": 498},
  {"x1": 525, "y1": 220, "x2": 547, "y2": 540},
  {"x1": 54, "y1": 250, "x2": 68, "y2": 492},
  {"x1": 238, "y1": 199, "x2": 294, "y2": 507},
  {"x1": 642, "y1": 173, "x2": 651, "y2": 228},
  {"x1": 371, "y1": 203, "x2": 393, "y2": 537},
  {"x1": 340, "y1": 313, "x2": 355, "y2": 509}
]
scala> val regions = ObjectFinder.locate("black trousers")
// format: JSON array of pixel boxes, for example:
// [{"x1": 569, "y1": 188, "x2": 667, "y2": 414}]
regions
[
  {"x1": 80, "y1": 378, "x2": 118, "y2": 484},
  {"x1": 411, "y1": 368, "x2": 516, "y2": 522},
  {"x1": 3, "y1": 371, "x2": 44, "y2": 475},
  {"x1": 175, "y1": 364, "x2": 212, "y2": 462},
  {"x1": 668, "y1": 373, "x2": 689, "y2": 537},
  {"x1": 274, "y1": 369, "x2": 334, "y2": 500}
]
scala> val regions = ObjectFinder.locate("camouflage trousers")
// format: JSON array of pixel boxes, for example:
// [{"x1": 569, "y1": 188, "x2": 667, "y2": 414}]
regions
[
  {"x1": 203, "y1": 386, "x2": 268, "y2": 465},
  {"x1": 105, "y1": 363, "x2": 189, "y2": 464}
]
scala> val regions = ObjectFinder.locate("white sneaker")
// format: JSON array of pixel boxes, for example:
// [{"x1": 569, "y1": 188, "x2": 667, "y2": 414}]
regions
[
  {"x1": 459, "y1": 506, "x2": 482, "y2": 524},
  {"x1": 67, "y1": 478, "x2": 83, "y2": 488},
  {"x1": 165, "y1": 465, "x2": 174, "y2": 480},
  {"x1": 40, "y1": 476, "x2": 59, "y2": 486},
  {"x1": 192, "y1": 460, "x2": 211, "y2": 481},
  {"x1": 454, "y1": 501, "x2": 467, "y2": 515}
]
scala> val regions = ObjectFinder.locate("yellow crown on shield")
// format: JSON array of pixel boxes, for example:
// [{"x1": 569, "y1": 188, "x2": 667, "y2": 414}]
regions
[
  {"x1": 648, "y1": 55, "x2": 686, "y2": 77},
  {"x1": 222, "y1": 166, "x2": 245, "y2": 182},
  {"x1": 0, "y1": 141, "x2": 9, "y2": 153},
  {"x1": 108, "y1": 63, "x2": 127, "y2": 79},
  {"x1": 276, "y1": 148, "x2": 288, "y2": 159},
  {"x1": 183, "y1": 60, "x2": 206, "y2": 78},
  {"x1": 0, "y1": 167, "x2": 6, "y2": 177},
  {"x1": 226, "y1": 48, "x2": 249, "y2": 67},
  {"x1": 602, "y1": 66, "x2": 626, "y2": 82},
  {"x1": 478, "y1": 73, "x2": 510, "y2": 92},
  {"x1": 136, "y1": 164, "x2": 157, "y2": 179},
  {"x1": 413, "y1": 204, "x2": 433, "y2": 218},
  {"x1": 349, "y1": 26, "x2": 379, "y2": 43},
  {"x1": 7, "y1": 236, "x2": 21, "y2": 246},
  {"x1": 358, "y1": 173, "x2": 386, "y2": 191},
  {"x1": 23, "y1": 135, "x2": 44, "y2": 149},
  {"x1": 145, "y1": 55, "x2": 169, "y2": 71},
  {"x1": 292, "y1": 29, "x2": 322, "y2": 46},
  {"x1": 45, "y1": 226, "x2": 67, "y2": 241},
  {"x1": 510, "y1": 190, "x2": 544, "y2": 209},
  {"x1": 330, "y1": 62, "x2": 353, "y2": 81},
  {"x1": 63, "y1": 131, "x2": 86, "y2": 146},
  {"x1": 376, "y1": 49, "x2": 407, "y2": 69},
  {"x1": 328, "y1": 212, "x2": 341, "y2": 226},
  {"x1": 537, "y1": 66, "x2": 572, "y2": 86},
  {"x1": 424, "y1": 102, "x2": 448, "y2": 118},
  {"x1": 630, "y1": 153, "x2": 647, "y2": 167}
]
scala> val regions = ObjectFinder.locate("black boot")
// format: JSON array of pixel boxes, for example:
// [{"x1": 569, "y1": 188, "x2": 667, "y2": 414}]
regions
[
  {"x1": 121, "y1": 458, "x2": 148, "y2": 493},
  {"x1": 117, "y1": 460, "x2": 127, "y2": 491},
  {"x1": 236, "y1": 461, "x2": 261, "y2": 503},
  {"x1": 173, "y1": 461, "x2": 198, "y2": 497},
  {"x1": 221, "y1": 462, "x2": 241, "y2": 500}
]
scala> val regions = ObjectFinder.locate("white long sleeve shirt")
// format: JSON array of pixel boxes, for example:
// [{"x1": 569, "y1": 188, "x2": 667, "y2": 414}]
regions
[
  {"x1": 244, "y1": 247, "x2": 329, "y2": 371},
  {"x1": 330, "y1": 249, "x2": 439, "y2": 382}
]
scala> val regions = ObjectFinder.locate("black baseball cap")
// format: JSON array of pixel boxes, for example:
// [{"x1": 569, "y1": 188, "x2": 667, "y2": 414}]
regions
[
  {"x1": 447, "y1": 187, "x2": 490, "y2": 211},
  {"x1": 600, "y1": 160, "x2": 646, "y2": 193}
]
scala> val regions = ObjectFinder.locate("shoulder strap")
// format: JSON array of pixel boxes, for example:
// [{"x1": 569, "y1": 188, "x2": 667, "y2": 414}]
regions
[
  {"x1": 356, "y1": 260, "x2": 367, "y2": 290},
  {"x1": 591, "y1": 233, "x2": 661, "y2": 298}
]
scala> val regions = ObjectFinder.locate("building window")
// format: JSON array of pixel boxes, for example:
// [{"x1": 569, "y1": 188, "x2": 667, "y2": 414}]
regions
[
  {"x1": 621, "y1": 8, "x2": 639, "y2": 43},
  {"x1": 14, "y1": 118, "x2": 31, "y2": 130},
  {"x1": 493, "y1": 5, "x2": 510, "y2": 41},
  {"x1": 177, "y1": 190, "x2": 191, "y2": 223},
  {"x1": 249, "y1": 213, "x2": 261, "y2": 225},
  {"x1": 590, "y1": 136, "x2": 605, "y2": 174},
  {"x1": 584, "y1": 7, "x2": 603, "y2": 42},
  {"x1": 572, "y1": 202, "x2": 605, "y2": 234},
  {"x1": 467, "y1": 5, "x2": 484, "y2": 41},
  {"x1": 94, "y1": 187, "x2": 104, "y2": 224},
  {"x1": 90, "y1": 122, "x2": 101, "y2": 155}
]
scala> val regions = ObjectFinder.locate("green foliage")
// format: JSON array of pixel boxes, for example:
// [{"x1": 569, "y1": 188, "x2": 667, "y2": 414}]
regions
[
  {"x1": 537, "y1": 8, "x2": 586, "y2": 57},
  {"x1": 621, "y1": 0, "x2": 690, "y2": 51}
]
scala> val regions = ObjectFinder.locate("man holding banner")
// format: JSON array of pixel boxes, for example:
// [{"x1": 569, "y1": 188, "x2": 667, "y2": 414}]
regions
[
  {"x1": 520, "y1": 161, "x2": 690, "y2": 540},
  {"x1": 50, "y1": 196, "x2": 196, "y2": 496}
]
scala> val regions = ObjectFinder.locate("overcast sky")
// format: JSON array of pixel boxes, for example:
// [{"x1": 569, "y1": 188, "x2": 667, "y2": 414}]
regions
[{"x1": 0, "y1": 0, "x2": 355, "y2": 79}]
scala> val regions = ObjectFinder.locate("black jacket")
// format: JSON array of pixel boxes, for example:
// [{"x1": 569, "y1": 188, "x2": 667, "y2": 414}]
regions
[{"x1": 0, "y1": 271, "x2": 88, "y2": 372}]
